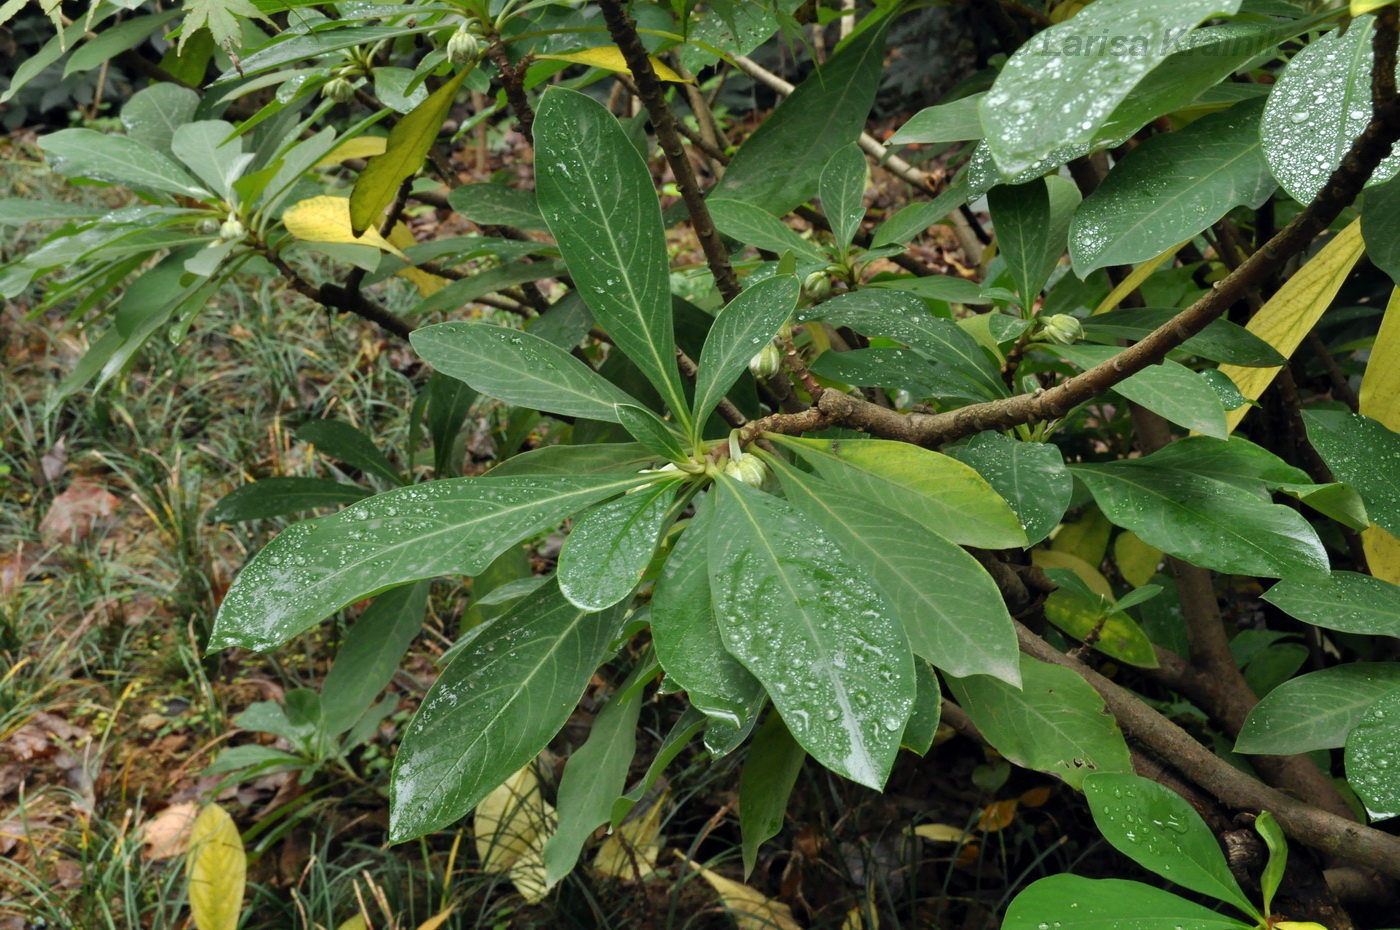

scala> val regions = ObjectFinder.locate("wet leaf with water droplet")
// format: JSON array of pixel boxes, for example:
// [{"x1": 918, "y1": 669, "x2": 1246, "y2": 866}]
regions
[
  {"x1": 693, "y1": 275, "x2": 801, "y2": 429},
  {"x1": 1003, "y1": 874, "x2": 1253, "y2": 930},
  {"x1": 558, "y1": 477, "x2": 680, "y2": 611},
  {"x1": 948, "y1": 431, "x2": 1072, "y2": 546},
  {"x1": 1236, "y1": 663, "x2": 1400, "y2": 754},
  {"x1": 1345, "y1": 687, "x2": 1400, "y2": 820},
  {"x1": 1305, "y1": 409, "x2": 1400, "y2": 538}
]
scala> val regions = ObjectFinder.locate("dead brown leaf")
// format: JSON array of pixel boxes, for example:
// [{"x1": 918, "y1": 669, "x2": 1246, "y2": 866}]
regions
[
  {"x1": 39, "y1": 478, "x2": 122, "y2": 546},
  {"x1": 39, "y1": 437, "x2": 67, "y2": 486},
  {"x1": 141, "y1": 801, "x2": 198, "y2": 860}
]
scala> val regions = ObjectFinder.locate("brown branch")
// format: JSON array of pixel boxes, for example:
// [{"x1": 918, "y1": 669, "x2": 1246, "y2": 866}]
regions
[
  {"x1": 598, "y1": 0, "x2": 742, "y2": 304},
  {"x1": 485, "y1": 42, "x2": 534, "y2": 142},
  {"x1": 269, "y1": 255, "x2": 414, "y2": 342}
]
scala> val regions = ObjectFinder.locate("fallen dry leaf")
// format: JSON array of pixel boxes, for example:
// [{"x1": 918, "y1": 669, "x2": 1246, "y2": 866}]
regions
[
  {"x1": 0, "y1": 547, "x2": 42, "y2": 597},
  {"x1": 142, "y1": 801, "x2": 199, "y2": 860},
  {"x1": 39, "y1": 437, "x2": 67, "y2": 486},
  {"x1": 39, "y1": 478, "x2": 122, "y2": 546}
]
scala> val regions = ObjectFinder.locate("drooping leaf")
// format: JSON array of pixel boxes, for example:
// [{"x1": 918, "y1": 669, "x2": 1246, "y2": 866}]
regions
[
  {"x1": 391, "y1": 581, "x2": 621, "y2": 839},
  {"x1": 768, "y1": 436, "x2": 1027, "y2": 549},
  {"x1": 1072, "y1": 460, "x2": 1329, "y2": 582},
  {"x1": 208, "y1": 477, "x2": 371, "y2": 523},
  {"x1": 1235, "y1": 663, "x2": 1400, "y2": 753},
  {"x1": 411, "y1": 322, "x2": 639, "y2": 423},
  {"x1": 186, "y1": 805, "x2": 246, "y2": 930},
  {"x1": 714, "y1": 21, "x2": 889, "y2": 216},
  {"x1": 558, "y1": 478, "x2": 680, "y2": 611},
  {"x1": 739, "y1": 713, "x2": 805, "y2": 878},
  {"x1": 1345, "y1": 687, "x2": 1400, "y2": 820},
  {"x1": 1264, "y1": 571, "x2": 1400, "y2": 636},
  {"x1": 693, "y1": 275, "x2": 800, "y2": 428},
  {"x1": 948, "y1": 431, "x2": 1072, "y2": 546},
  {"x1": 1255, "y1": 810, "x2": 1288, "y2": 917},
  {"x1": 542, "y1": 672, "x2": 644, "y2": 885},
  {"x1": 819, "y1": 144, "x2": 869, "y2": 253},
  {"x1": 1084, "y1": 773, "x2": 1259, "y2": 917},
  {"x1": 296, "y1": 419, "x2": 404, "y2": 487},
  {"x1": 981, "y1": 0, "x2": 1245, "y2": 176},
  {"x1": 707, "y1": 476, "x2": 915, "y2": 789},
  {"x1": 946, "y1": 655, "x2": 1133, "y2": 789},
  {"x1": 211, "y1": 472, "x2": 652, "y2": 650},
  {"x1": 350, "y1": 68, "x2": 470, "y2": 234},
  {"x1": 1261, "y1": 14, "x2": 1400, "y2": 204},
  {"x1": 1003, "y1": 875, "x2": 1253, "y2": 930},
  {"x1": 651, "y1": 495, "x2": 766, "y2": 728},
  {"x1": 901, "y1": 660, "x2": 943, "y2": 756},
  {"x1": 535, "y1": 88, "x2": 691, "y2": 430},
  {"x1": 1305, "y1": 409, "x2": 1400, "y2": 537},
  {"x1": 765, "y1": 454, "x2": 1020, "y2": 685},
  {"x1": 1052, "y1": 343, "x2": 1228, "y2": 439},
  {"x1": 321, "y1": 582, "x2": 429, "y2": 737},
  {"x1": 1071, "y1": 98, "x2": 1276, "y2": 276}
]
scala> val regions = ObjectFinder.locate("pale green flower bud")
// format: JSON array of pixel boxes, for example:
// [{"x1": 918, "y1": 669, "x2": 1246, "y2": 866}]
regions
[
  {"x1": 1039, "y1": 313, "x2": 1083, "y2": 345},
  {"x1": 748, "y1": 342, "x2": 782, "y2": 379},
  {"x1": 219, "y1": 215, "x2": 245, "y2": 241},
  {"x1": 197, "y1": 218, "x2": 220, "y2": 236},
  {"x1": 724, "y1": 453, "x2": 770, "y2": 488},
  {"x1": 802, "y1": 270, "x2": 831, "y2": 302},
  {"x1": 446, "y1": 28, "x2": 482, "y2": 66},
  {"x1": 323, "y1": 76, "x2": 355, "y2": 103}
]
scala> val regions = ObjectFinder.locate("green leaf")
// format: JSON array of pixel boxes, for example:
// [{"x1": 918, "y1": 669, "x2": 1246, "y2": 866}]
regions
[
  {"x1": 1363, "y1": 174, "x2": 1400, "y2": 286},
  {"x1": 1052, "y1": 343, "x2": 1228, "y2": 439},
  {"x1": 1071, "y1": 98, "x2": 1276, "y2": 276},
  {"x1": 651, "y1": 495, "x2": 766, "y2": 728},
  {"x1": 295, "y1": 419, "x2": 404, "y2": 487},
  {"x1": 541, "y1": 666, "x2": 644, "y2": 885},
  {"x1": 714, "y1": 21, "x2": 888, "y2": 215},
  {"x1": 558, "y1": 478, "x2": 680, "y2": 611},
  {"x1": 535, "y1": 88, "x2": 691, "y2": 431},
  {"x1": 988, "y1": 179, "x2": 1051, "y2": 311},
  {"x1": 447, "y1": 182, "x2": 548, "y2": 231},
  {"x1": 0, "y1": 201, "x2": 105, "y2": 227},
  {"x1": 41, "y1": 129, "x2": 208, "y2": 198},
  {"x1": 1003, "y1": 875, "x2": 1254, "y2": 930},
  {"x1": 707, "y1": 476, "x2": 915, "y2": 789},
  {"x1": 768, "y1": 436, "x2": 1027, "y2": 549},
  {"x1": 707, "y1": 199, "x2": 827, "y2": 263},
  {"x1": 1304, "y1": 409, "x2": 1400, "y2": 537},
  {"x1": 171, "y1": 120, "x2": 250, "y2": 200},
  {"x1": 1082, "y1": 307, "x2": 1287, "y2": 368},
  {"x1": 765, "y1": 454, "x2": 1020, "y2": 685},
  {"x1": 488, "y1": 442, "x2": 658, "y2": 478},
  {"x1": 321, "y1": 581, "x2": 429, "y2": 737},
  {"x1": 798, "y1": 290, "x2": 1006, "y2": 399},
  {"x1": 694, "y1": 275, "x2": 800, "y2": 428},
  {"x1": 1042, "y1": 585, "x2": 1160, "y2": 668},
  {"x1": 1264, "y1": 571, "x2": 1400, "y2": 636},
  {"x1": 890, "y1": 94, "x2": 984, "y2": 145},
  {"x1": 1255, "y1": 811, "x2": 1287, "y2": 917},
  {"x1": 350, "y1": 67, "x2": 470, "y2": 234},
  {"x1": 425, "y1": 371, "x2": 477, "y2": 478},
  {"x1": 411, "y1": 322, "x2": 639, "y2": 423},
  {"x1": 614, "y1": 404, "x2": 692, "y2": 462},
  {"x1": 389, "y1": 580, "x2": 622, "y2": 840},
  {"x1": 946, "y1": 432, "x2": 1071, "y2": 546},
  {"x1": 1235, "y1": 663, "x2": 1400, "y2": 753},
  {"x1": 208, "y1": 477, "x2": 371, "y2": 523},
  {"x1": 1071, "y1": 461, "x2": 1328, "y2": 581},
  {"x1": 611, "y1": 708, "x2": 707, "y2": 828},
  {"x1": 819, "y1": 144, "x2": 868, "y2": 253},
  {"x1": 1262, "y1": 14, "x2": 1400, "y2": 204},
  {"x1": 1345, "y1": 687, "x2": 1400, "y2": 819},
  {"x1": 1112, "y1": 435, "x2": 1307, "y2": 490},
  {"x1": 946, "y1": 655, "x2": 1132, "y2": 789},
  {"x1": 739, "y1": 713, "x2": 805, "y2": 878},
  {"x1": 1279, "y1": 482, "x2": 1369, "y2": 530},
  {"x1": 65, "y1": 9, "x2": 185, "y2": 78},
  {"x1": 981, "y1": 0, "x2": 1245, "y2": 176},
  {"x1": 870, "y1": 185, "x2": 969, "y2": 247},
  {"x1": 901, "y1": 660, "x2": 943, "y2": 756},
  {"x1": 210, "y1": 472, "x2": 652, "y2": 650},
  {"x1": 865, "y1": 274, "x2": 985, "y2": 304},
  {"x1": 1084, "y1": 772, "x2": 1259, "y2": 918},
  {"x1": 181, "y1": 0, "x2": 266, "y2": 51}
]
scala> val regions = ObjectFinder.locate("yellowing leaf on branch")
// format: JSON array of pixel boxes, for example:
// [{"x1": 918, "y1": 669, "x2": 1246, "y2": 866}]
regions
[
  {"x1": 314, "y1": 136, "x2": 389, "y2": 168},
  {"x1": 186, "y1": 804, "x2": 246, "y2": 930},
  {"x1": 1031, "y1": 549, "x2": 1113, "y2": 599},
  {"x1": 282, "y1": 196, "x2": 410, "y2": 261},
  {"x1": 1220, "y1": 219, "x2": 1366, "y2": 432},
  {"x1": 1352, "y1": 1, "x2": 1398, "y2": 15},
  {"x1": 1114, "y1": 531, "x2": 1163, "y2": 588},
  {"x1": 387, "y1": 223, "x2": 449, "y2": 297},
  {"x1": 537, "y1": 46, "x2": 692, "y2": 83},
  {"x1": 1359, "y1": 288, "x2": 1400, "y2": 584}
]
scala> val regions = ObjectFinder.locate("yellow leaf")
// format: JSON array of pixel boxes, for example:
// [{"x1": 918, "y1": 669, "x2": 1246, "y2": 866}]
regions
[
  {"x1": 415, "y1": 907, "x2": 456, "y2": 930},
  {"x1": 1032, "y1": 549, "x2": 1113, "y2": 599},
  {"x1": 1352, "y1": 0, "x2": 1396, "y2": 15},
  {"x1": 335, "y1": 916, "x2": 367, "y2": 930},
  {"x1": 314, "y1": 136, "x2": 389, "y2": 168},
  {"x1": 976, "y1": 799, "x2": 1018, "y2": 832},
  {"x1": 679, "y1": 856, "x2": 803, "y2": 930},
  {"x1": 1363, "y1": 525, "x2": 1400, "y2": 586},
  {"x1": 538, "y1": 46, "x2": 692, "y2": 83},
  {"x1": 1220, "y1": 219, "x2": 1366, "y2": 432},
  {"x1": 1360, "y1": 286, "x2": 1400, "y2": 429},
  {"x1": 509, "y1": 845, "x2": 551, "y2": 904},
  {"x1": 1051, "y1": 504, "x2": 1112, "y2": 568},
  {"x1": 474, "y1": 765, "x2": 557, "y2": 874},
  {"x1": 912, "y1": 822, "x2": 968, "y2": 843},
  {"x1": 1276, "y1": 923, "x2": 1329, "y2": 930},
  {"x1": 387, "y1": 223, "x2": 449, "y2": 297},
  {"x1": 1114, "y1": 531, "x2": 1163, "y2": 588},
  {"x1": 186, "y1": 804, "x2": 246, "y2": 930},
  {"x1": 282, "y1": 196, "x2": 410, "y2": 261},
  {"x1": 594, "y1": 791, "x2": 666, "y2": 879},
  {"x1": 1091, "y1": 241, "x2": 1186, "y2": 316}
]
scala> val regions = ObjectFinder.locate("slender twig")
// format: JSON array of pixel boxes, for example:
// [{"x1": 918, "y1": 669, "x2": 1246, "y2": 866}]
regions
[{"x1": 269, "y1": 255, "x2": 414, "y2": 341}]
